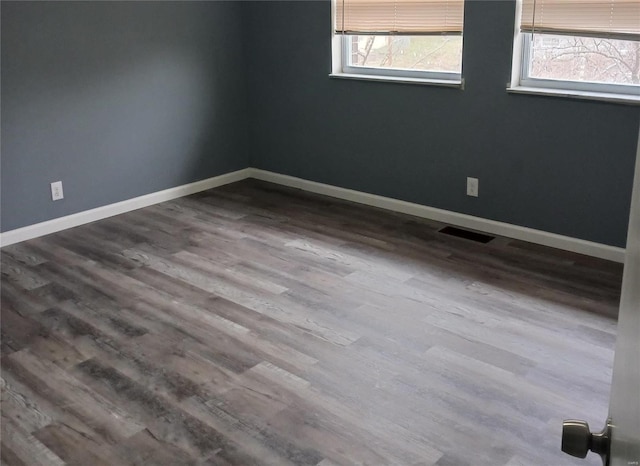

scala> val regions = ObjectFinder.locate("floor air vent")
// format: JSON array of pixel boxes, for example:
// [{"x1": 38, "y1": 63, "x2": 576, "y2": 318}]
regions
[{"x1": 439, "y1": 226, "x2": 495, "y2": 244}]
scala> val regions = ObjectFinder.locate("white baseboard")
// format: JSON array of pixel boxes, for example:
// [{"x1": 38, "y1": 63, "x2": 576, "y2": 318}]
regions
[
  {"x1": 1, "y1": 166, "x2": 625, "y2": 263},
  {"x1": 0, "y1": 168, "x2": 252, "y2": 248},
  {"x1": 248, "y1": 169, "x2": 626, "y2": 263}
]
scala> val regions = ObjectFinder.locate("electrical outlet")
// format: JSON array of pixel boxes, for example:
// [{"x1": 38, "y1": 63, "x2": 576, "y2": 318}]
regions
[
  {"x1": 467, "y1": 177, "x2": 479, "y2": 197},
  {"x1": 50, "y1": 181, "x2": 64, "y2": 201}
]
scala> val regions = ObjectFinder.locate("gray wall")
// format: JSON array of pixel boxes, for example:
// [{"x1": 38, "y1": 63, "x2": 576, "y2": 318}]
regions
[
  {"x1": 244, "y1": 0, "x2": 640, "y2": 248},
  {"x1": 2, "y1": 1, "x2": 638, "y2": 248},
  {"x1": 1, "y1": 1, "x2": 249, "y2": 232}
]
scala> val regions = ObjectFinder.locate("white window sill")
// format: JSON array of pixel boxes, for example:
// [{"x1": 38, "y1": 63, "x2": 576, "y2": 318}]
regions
[
  {"x1": 507, "y1": 86, "x2": 640, "y2": 105},
  {"x1": 330, "y1": 73, "x2": 463, "y2": 89}
]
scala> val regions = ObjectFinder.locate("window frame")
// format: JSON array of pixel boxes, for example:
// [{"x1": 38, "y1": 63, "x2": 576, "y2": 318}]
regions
[
  {"x1": 340, "y1": 34, "x2": 463, "y2": 82},
  {"x1": 519, "y1": 32, "x2": 640, "y2": 98},
  {"x1": 508, "y1": 0, "x2": 640, "y2": 104},
  {"x1": 330, "y1": 0, "x2": 465, "y2": 87}
]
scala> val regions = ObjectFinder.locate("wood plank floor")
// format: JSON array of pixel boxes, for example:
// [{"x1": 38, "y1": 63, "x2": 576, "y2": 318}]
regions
[{"x1": 1, "y1": 179, "x2": 622, "y2": 466}]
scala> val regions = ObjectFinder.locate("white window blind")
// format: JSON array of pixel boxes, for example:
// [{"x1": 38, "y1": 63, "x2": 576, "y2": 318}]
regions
[
  {"x1": 335, "y1": 0, "x2": 465, "y2": 35},
  {"x1": 521, "y1": 0, "x2": 640, "y2": 40}
]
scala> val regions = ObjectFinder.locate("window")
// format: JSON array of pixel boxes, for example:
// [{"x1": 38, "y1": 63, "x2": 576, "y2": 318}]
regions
[
  {"x1": 333, "y1": 0, "x2": 465, "y2": 84},
  {"x1": 513, "y1": 0, "x2": 640, "y2": 99}
]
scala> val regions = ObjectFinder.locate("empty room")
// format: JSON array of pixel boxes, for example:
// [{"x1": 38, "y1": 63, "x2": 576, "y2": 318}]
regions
[{"x1": 1, "y1": 1, "x2": 639, "y2": 465}]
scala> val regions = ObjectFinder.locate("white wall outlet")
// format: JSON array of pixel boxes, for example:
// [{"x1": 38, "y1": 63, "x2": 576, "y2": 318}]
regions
[
  {"x1": 467, "y1": 177, "x2": 479, "y2": 197},
  {"x1": 50, "y1": 181, "x2": 64, "y2": 201}
]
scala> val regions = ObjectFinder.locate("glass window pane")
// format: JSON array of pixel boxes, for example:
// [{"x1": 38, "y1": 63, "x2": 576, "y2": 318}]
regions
[
  {"x1": 348, "y1": 35, "x2": 463, "y2": 74},
  {"x1": 529, "y1": 34, "x2": 640, "y2": 86}
]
